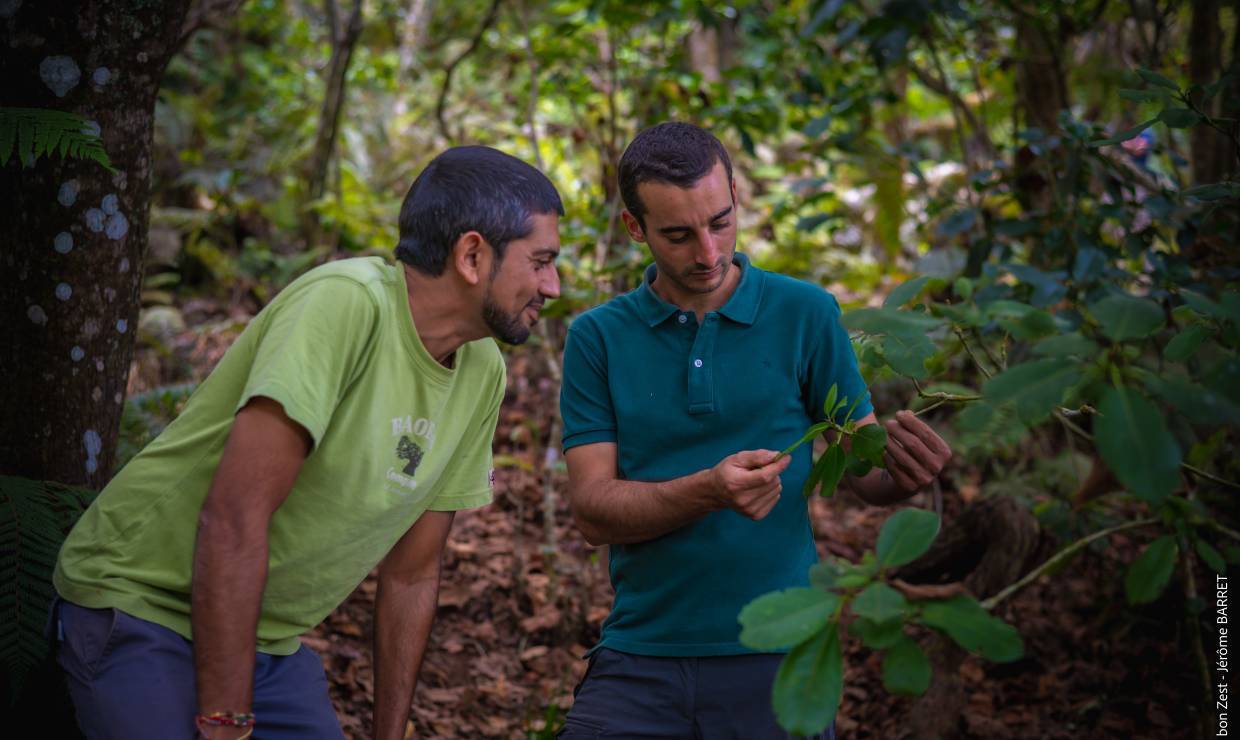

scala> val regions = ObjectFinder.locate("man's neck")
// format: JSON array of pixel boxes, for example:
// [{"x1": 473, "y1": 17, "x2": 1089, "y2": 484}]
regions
[
  {"x1": 649, "y1": 261, "x2": 742, "y2": 322},
  {"x1": 403, "y1": 265, "x2": 483, "y2": 367}
]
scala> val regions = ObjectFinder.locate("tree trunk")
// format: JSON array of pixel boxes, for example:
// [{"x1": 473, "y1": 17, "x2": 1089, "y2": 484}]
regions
[
  {"x1": 306, "y1": 0, "x2": 365, "y2": 208},
  {"x1": 0, "y1": 0, "x2": 194, "y2": 489},
  {"x1": 1188, "y1": 0, "x2": 1226, "y2": 185},
  {"x1": 894, "y1": 497, "x2": 1042, "y2": 739},
  {"x1": 1015, "y1": 16, "x2": 1069, "y2": 134}
]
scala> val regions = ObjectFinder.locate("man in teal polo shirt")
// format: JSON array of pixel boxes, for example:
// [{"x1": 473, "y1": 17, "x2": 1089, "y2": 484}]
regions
[{"x1": 559, "y1": 122, "x2": 952, "y2": 737}]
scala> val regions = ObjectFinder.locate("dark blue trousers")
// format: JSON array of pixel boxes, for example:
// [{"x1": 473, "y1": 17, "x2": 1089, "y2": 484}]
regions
[
  {"x1": 559, "y1": 648, "x2": 835, "y2": 739},
  {"x1": 53, "y1": 599, "x2": 344, "y2": 739}
]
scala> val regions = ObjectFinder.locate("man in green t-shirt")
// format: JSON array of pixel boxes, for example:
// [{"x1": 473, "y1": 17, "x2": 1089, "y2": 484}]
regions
[{"x1": 53, "y1": 146, "x2": 563, "y2": 739}]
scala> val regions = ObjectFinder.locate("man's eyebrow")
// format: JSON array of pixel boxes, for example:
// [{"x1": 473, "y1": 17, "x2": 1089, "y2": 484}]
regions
[
  {"x1": 656, "y1": 205, "x2": 734, "y2": 236},
  {"x1": 531, "y1": 247, "x2": 560, "y2": 258}
]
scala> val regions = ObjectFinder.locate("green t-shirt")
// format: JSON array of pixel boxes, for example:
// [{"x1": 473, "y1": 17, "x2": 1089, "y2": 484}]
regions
[{"x1": 54, "y1": 257, "x2": 505, "y2": 655}]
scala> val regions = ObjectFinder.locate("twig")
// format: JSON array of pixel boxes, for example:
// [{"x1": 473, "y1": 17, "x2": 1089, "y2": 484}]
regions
[
  {"x1": 518, "y1": 0, "x2": 543, "y2": 171},
  {"x1": 982, "y1": 517, "x2": 1160, "y2": 610},
  {"x1": 1208, "y1": 520, "x2": 1240, "y2": 543},
  {"x1": 434, "y1": 0, "x2": 502, "y2": 143},
  {"x1": 953, "y1": 327, "x2": 994, "y2": 379},
  {"x1": 1054, "y1": 409, "x2": 1240, "y2": 490},
  {"x1": 1180, "y1": 540, "x2": 1215, "y2": 738}
]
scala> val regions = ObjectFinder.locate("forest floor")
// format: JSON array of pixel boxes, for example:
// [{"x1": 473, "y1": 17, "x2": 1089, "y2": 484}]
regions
[{"x1": 128, "y1": 302, "x2": 1207, "y2": 740}]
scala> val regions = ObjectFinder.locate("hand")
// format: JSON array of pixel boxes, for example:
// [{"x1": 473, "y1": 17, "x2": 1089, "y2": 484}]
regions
[
  {"x1": 710, "y1": 449, "x2": 792, "y2": 520},
  {"x1": 881, "y1": 411, "x2": 952, "y2": 493}
]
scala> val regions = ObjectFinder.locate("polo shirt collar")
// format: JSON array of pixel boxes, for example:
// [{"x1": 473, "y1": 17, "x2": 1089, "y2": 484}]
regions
[{"x1": 634, "y1": 252, "x2": 764, "y2": 327}]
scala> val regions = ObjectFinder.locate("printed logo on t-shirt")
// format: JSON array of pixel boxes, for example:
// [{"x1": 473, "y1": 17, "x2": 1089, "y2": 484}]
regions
[{"x1": 386, "y1": 415, "x2": 437, "y2": 496}]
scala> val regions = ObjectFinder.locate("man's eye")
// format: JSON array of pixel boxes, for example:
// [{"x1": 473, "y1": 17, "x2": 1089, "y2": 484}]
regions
[
  {"x1": 711, "y1": 221, "x2": 730, "y2": 231},
  {"x1": 667, "y1": 235, "x2": 690, "y2": 244}
]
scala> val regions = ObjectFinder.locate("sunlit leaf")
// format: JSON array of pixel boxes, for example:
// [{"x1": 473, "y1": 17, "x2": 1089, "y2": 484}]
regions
[{"x1": 918, "y1": 595, "x2": 1023, "y2": 662}]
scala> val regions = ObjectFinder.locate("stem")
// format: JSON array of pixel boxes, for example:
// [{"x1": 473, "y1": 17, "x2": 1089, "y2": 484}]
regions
[
  {"x1": 982, "y1": 517, "x2": 1160, "y2": 610},
  {"x1": 1054, "y1": 410, "x2": 1240, "y2": 490},
  {"x1": 1180, "y1": 541, "x2": 1215, "y2": 738},
  {"x1": 953, "y1": 327, "x2": 994, "y2": 379},
  {"x1": 1208, "y1": 520, "x2": 1240, "y2": 543}
]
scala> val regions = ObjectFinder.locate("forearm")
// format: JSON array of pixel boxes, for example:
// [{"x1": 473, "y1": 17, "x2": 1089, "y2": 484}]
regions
[
  {"x1": 844, "y1": 467, "x2": 918, "y2": 506},
  {"x1": 373, "y1": 576, "x2": 440, "y2": 740},
  {"x1": 572, "y1": 468, "x2": 721, "y2": 546},
  {"x1": 191, "y1": 513, "x2": 269, "y2": 717}
]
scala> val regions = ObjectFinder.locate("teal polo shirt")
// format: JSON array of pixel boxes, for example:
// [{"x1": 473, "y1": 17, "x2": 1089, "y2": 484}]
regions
[{"x1": 560, "y1": 252, "x2": 872, "y2": 656}]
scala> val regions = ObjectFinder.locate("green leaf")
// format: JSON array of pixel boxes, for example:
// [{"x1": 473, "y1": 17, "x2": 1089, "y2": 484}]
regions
[
  {"x1": 0, "y1": 112, "x2": 14, "y2": 165},
  {"x1": 881, "y1": 333, "x2": 936, "y2": 378},
  {"x1": 876, "y1": 508, "x2": 940, "y2": 568},
  {"x1": 812, "y1": 444, "x2": 848, "y2": 498},
  {"x1": 1124, "y1": 536, "x2": 1178, "y2": 605},
  {"x1": 852, "y1": 582, "x2": 907, "y2": 623},
  {"x1": 1181, "y1": 289, "x2": 1240, "y2": 324},
  {"x1": 809, "y1": 560, "x2": 842, "y2": 590},
  {"x1": 1138, "y1": 68, "x2": 1179, "y2": 90},
  {"x1": 1095, "y1": 387, "x2": 1182, "y2": 505},
  {"x1": 918, "y1": 595, "x2": 1024, "y2": 662},
  {"x1": 936, "y1": 208, "x2": 978, "y2": 237},
  {"x1": 983, "y1": 359, "x2": 1082, "y2": 423},
  {"x1": 1182, "y1": 183, "x2": 1240, "y2": 201},
  {"x1": 1195, "y1": 539, "x2": 1226, "y2": 573},
  {"x1": 884, "y1": 276, "x2": 931, "y2": 309},
  {"x1": 779, "y1": 422, "x2": 832, "y2": 458},
  {"x1": 1163, "y1": 324, "x2": 1210, "y2": 362},
  {"x1": 1143, "y1": 375, "x2": 1240, "y2": 427},
  {"x1": 1090, "y1": 294, "x2": 1165, "y2": 342},
  {"x1": 772, "y1": 622, "x2": 844, "y2": 736},
  {"x1": 1159, "y1": 107, "x2": 1201, "y2": 128},
  {"x1": 1091, "y1": 118, "x2": 1158, "y2": 146},
  {"x1": 823, "y1": 383, "x2": 838, "y2": 420},
  {"x1": 1033, "y1": 333, "x2": 1099, "y2": 359},
  {"x1": 849, "y1": 616, "x2": 904, "y2": 649},
  {"x1": 739, "y1": 588, "x2": 841, "y2": 651},
  {"x1": 851, "y1": 423, "x2": 887, "y2": 467},
  {"x1": 804, "y1": 114, "x2": 833, "y2": 138},
  {"x1": 1003, "y1": 309, "x2": 1057, "y2": 341},
  {"x1": 1118, "y1": 88, "x2": 1168, "y2": 103},
  {"x1": 882, "y1": 635, "x2": 932, "y2": 695},
  {"x1": 842, "y1": 308, "x2": 943, "y2": 337}
]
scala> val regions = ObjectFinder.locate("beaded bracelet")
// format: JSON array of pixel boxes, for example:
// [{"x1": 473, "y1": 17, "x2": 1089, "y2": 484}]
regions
[{"x1": 196, "y1": 711, "x2": 256, "y2": 738}]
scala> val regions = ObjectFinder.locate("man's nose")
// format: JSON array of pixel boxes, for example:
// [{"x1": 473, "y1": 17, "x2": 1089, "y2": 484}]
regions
[
  {"x1": 694, "y1": 230, "x2": 720, "y2": 267},
  {"x1": 541, "y1": 266, "x2": 561, "y2": 299}
]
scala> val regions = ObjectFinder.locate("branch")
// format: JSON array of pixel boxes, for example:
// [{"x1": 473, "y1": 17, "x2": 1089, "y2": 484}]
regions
[
  {"x1": 982, "y1": 517, "x2": 1160, "y2": 610},
  {"x1": 1054, "y1": 409, "x2": 1240, "y2": 491},
  {"x1": 953, "y1": 327, "x2": 995, "y2": 379},
  {"x1": 178, "y1": 0, "x2": 247, "y2": 49},
  {"x1": 435, "y1": 0, "x2": 503, "y2": 143}
]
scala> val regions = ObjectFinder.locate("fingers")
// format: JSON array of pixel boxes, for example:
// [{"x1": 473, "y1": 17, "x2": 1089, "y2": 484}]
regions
[
  {"x1": 735, "y1": 449, "x2": 781, "y2": 469},
  {"x1": 885, "y1": 416, "x2": 936, "y2": 467},
  {"x1": 883, "y1": 448, "x2": 923, "y2": 491},
  {"x1": 892, "y1": 410, "x2": 952, "y2": 460},
  {"x1": 737, "y1": 480, "x2": 782, "y2": 520}
]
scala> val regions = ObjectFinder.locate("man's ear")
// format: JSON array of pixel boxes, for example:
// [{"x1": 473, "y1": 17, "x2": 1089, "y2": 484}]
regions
[
  {"x1": 620, "y1": 209, "x2": 646, "y2": 243},
  {"x1": 451, "y1": 231, "x2": 491, "y2": 286},
  {"x1": 730, "y1": 178, "x2": 738, "y2": 206}
]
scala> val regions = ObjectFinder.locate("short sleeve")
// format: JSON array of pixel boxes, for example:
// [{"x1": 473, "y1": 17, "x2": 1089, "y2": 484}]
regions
[
  {"x1": 805, "y1": 294, "x2": 873, "y2": 423},
  {"x1": 560, "y1": 315, "x2": 617, "y2": 451},
  {"x1": 427, "y1": 355, "x2": 506, "y2": 512},
  {"x1": 238, "y1": 277, "x2": 379, "y2": 446}
]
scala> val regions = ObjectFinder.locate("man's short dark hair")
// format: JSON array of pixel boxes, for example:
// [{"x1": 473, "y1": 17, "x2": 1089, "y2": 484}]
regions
[
  {"x1": 618, "y1": 122, "x2": 733, "y2": 226},
  {"x1": 395, "y1": 146, "x2": 564, "y2": 276}
]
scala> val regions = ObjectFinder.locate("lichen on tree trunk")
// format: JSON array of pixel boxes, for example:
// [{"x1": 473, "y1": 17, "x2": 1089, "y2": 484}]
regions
[{"x1": 0, "y1": 1, "x2": 193, "y2": 488}]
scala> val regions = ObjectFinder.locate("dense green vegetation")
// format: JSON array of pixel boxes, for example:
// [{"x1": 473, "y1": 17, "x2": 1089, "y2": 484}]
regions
[{"x1": 3, "y1": 0, "x2": 1237, "y2": 734}]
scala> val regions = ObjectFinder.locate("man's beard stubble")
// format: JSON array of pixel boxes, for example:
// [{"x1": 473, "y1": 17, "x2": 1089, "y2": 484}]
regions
[{"x1": 482, "y1": 291, "x2": 536, "y2": 345}]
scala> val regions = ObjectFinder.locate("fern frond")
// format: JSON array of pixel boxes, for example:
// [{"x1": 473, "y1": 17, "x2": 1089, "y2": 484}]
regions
[
  {"x1": 0, "y1": 108, "x2": 115, "y2": 172},
  {"x1": 0, "y1": 475, "x2": 97, "y2": 696}
]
